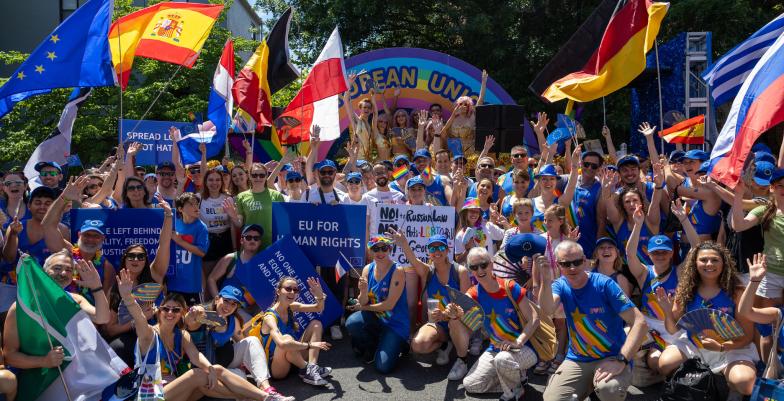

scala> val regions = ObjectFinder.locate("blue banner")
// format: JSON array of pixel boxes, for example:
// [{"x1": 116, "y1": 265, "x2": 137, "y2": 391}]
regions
[
  {"x1": 272, "y1": 203, "x2": 366, "y2": 268},
  {"x1": 119, "y1": 119, "x2": 195, "y2": 166},
  {"x1": 235, "y1": 236, "x2": 343, "y2": 333},
  {"x1": 70, "y1": 208, "x2": 174, "y2": 271}
]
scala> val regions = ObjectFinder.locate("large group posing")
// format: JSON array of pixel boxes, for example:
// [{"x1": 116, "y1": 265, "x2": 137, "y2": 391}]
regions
[{"x1": 0, "y1": 74, "x2": 780, "y2": 401}]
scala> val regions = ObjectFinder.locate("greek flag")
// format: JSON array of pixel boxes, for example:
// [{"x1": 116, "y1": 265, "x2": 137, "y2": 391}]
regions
[{"x1": 702, "y1": 13, "x2": 784, "y2": 106}]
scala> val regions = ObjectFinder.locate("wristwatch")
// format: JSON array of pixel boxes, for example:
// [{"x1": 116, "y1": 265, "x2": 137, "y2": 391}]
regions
[{"x1": 611, "y1": 354, "x2": 629, "y2": 365}]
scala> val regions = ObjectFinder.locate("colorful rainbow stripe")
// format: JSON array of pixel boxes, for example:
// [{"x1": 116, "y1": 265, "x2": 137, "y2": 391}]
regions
[
  {"x1": 368, "y1": 291, "x2": 391, "y2": 320},
  {"x1": 487, "y1": 310, "x2": 520, "y2": 346},
  {"x1": 643, "y1": 291, "x2": 666, "y2": 321},
  {"x1": 568, "y1": 307, "x2": 613, "y2": 359},
  {"x1": 392, "y1": 165, "x2": 408, "y2": 180},
  {"x1": 421, "y1": 166, "x2": 432, "y2": 181}
]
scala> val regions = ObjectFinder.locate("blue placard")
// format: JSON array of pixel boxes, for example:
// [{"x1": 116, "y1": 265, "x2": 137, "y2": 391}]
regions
[
  {"x1": 70, "y1": 208, "x2": 174, "y2": 271},
  {"x1": 271, "y1": 203, "x2": 366, "y2": 268},
  {"x1": 234, "y1": 236, "x2": 343, "y2": 333},
  {"x1": 119, "y1": 119, "x2": 195, "y2": 166}
]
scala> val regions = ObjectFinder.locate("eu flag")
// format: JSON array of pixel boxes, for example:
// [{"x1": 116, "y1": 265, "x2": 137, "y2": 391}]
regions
[{"x1": 0, "y1": 0, "x2": 116, "y2": 119}]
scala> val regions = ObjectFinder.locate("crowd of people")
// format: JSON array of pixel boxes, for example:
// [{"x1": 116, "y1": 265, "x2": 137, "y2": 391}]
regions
[{"x1": 0, "y1": 78, "x2": 780, "y2": 401}]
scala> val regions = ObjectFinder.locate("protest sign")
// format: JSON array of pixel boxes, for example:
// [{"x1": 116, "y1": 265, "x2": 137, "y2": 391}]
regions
[
  {"x1": 119, "y1": 119, "x2": 195, "y2": 166},
  {"x1": 370, "y1": 204, "x2": 456, "y2": 265},
  {"x1": 272, "y1": 203, "x2": 366, "y2": 268},
  {"x1": 235, "y1": 235, "x2": 343, "y2": 333},
  {"x1": 70, "y1": 208, "x2": 173, "y2": 270}
]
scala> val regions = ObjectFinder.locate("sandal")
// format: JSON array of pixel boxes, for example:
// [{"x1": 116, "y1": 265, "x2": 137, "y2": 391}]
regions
[
  {"x1": 533, "y1": 360, "x2": 550, "y2": 375},
  {"x1": 547, "y1": 356, "x2": 564, "y2": 374}
]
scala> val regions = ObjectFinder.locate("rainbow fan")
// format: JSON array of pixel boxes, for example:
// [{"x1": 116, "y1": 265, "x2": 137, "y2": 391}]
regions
[
  {"x1": 676, "y1": 308, "x2": 744, "y2": 341},
  {"x1": 446, "y1": 287, "x2": 486, "y2": 333},
  {"x1": 132, "y1": 283, "x2": 162, "y2": 303}
]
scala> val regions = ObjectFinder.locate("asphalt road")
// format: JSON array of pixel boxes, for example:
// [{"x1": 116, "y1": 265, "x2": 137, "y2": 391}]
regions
[{"x1": 267, "y1": 333, "x2": 664, "y2": 401}]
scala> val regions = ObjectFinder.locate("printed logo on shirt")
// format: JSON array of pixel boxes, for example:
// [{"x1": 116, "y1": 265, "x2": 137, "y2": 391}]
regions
[
  {"x1": 247, "y1": 200, "x2": 263, "y2": 211},
  {"x1": 568, "y1": 307, "x2": 613, "y2": 359}
]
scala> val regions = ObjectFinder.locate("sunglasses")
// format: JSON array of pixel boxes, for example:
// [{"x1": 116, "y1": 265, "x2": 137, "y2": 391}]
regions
[
  {"x1": 478, "y1": 164, "x2": 494, "y2": 169},
  {"x1": 319, "y1": 169, "x2": 336, "y2": 176},
  {"x1": 582, "y1": 162, "x2": 600, "y2": 170},
  {"x1": 126, "y1": 252, "x2": 146, "y2": 261},
  {"x1": 39, "y1": 171, "x2": 59, "y2": 177},
  {"x1": 3, "y1": 180, "x2": 24, "y2": 186},
  {"x1": 512, "y1": 153, "x2": 527, "y2": 159},
  {"x1": 347, "y1": 179, "x2": 361, "y2": 185},
  {"x1": 281, "y1": 286, "x2": 300, "y2": 293},
  {"x1": 427, "y1": 244, "x2": 447, "y2": 253},
  {"x1": 157, "y1": 172, "x2": 174, "y2": 177},
  {"x1": 287, "y1": 177, "x2": 302, "y2": 183},
  {"x1": 160, "y1": 306, "x2": 183, "y2": 314},
  {"x1": 371, "y1": 245, "x2": 390, "y2": 252},
  {"x1": 189, "y1": 168, "x2": 201, "y2": 174},
  {"x1": 250, "y1": 173, "x2": 267, "y2": 179},
  {"x1": 126, "y1": 184, "x2": 144, "y2": 191},
  {"x1": 468, "y1": 261, "x2": 490, "y2": 271},
  {"x1": 557, "y1": 258, "x2": 585, "y2": 268},
  {"x1": 243, "y1": 235, "x2": 261, "y2": 242}
]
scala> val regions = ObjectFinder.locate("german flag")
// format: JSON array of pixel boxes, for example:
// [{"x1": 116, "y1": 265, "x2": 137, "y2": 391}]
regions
[
  {"x1": 530, "y1": 0, "x2": 668, "y2": 103},
  {"x1": 659, "y1": 115, "x2": 705, "y2": 145},
  {"x1": 109, "y1": 2, "x2": 223, "y2": 89}
]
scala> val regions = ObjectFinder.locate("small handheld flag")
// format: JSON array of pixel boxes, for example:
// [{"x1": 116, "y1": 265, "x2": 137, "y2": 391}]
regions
[
  {"x1": 336, "y1": 251, "x2": 360, "y2": 282},
  {"x1": 659, "y1": 115, "x2": 705, "y2": 145},
  {"x1": 421, "y1": 166, "x2": 432, "y2": 181},
  {"x1": 392, "y1": 165, "x2": 408, "y2": 180}
]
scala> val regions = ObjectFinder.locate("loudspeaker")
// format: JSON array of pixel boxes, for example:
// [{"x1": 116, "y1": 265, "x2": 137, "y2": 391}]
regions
[{"x1": 475, "y1": 105, "x2": 526, "y2": 153}]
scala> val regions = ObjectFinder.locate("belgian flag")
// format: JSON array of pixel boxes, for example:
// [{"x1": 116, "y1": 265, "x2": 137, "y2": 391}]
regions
[{"x1": 530, "y1": 0, "x2": 669, "y2": 103}]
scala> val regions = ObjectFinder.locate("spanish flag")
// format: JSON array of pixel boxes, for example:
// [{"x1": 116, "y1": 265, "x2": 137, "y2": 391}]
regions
[
  {"x1": 659, "y1": 115, "x2": 705, "y2": 144},
  {"x1": 109, "y1": 2, "x2": 224, "y2": 89},
  {"x1": 530, "y1": 0, "x2": 668, "y2": 103}
]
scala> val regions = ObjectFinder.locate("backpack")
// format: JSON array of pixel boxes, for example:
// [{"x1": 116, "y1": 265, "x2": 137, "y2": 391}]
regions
[
  {"x1": 504, "y1": 279, "x2": 557, "y2": 362},
  {"x1": 660, "y1": 357, "x2": 729, "y2": 401}
]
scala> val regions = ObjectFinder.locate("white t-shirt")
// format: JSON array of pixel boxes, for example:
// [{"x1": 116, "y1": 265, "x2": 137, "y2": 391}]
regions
[
  {"x1": 365, "y1": 188, "x2": 406, "y2": 205},
  {"x1": 199, "y1": 194, "x2": 231, "y2": 234},
  {"x1": 304, "y1": 186, "x2": 348, "y2": 204},
  {"x1": 454, "y1": 222, "x2": 505, "y2": 256}
]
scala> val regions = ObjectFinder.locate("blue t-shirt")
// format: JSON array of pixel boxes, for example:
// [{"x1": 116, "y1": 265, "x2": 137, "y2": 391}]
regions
[
  {"x1": 570, "y1": 179, "x2": 601, "y2": 257},
  {"x1": 498, "y1": 167, "x2": 535, "y2": 195},
  {"x1": 553, "y1": 272, "x2": 635, "y2": 362},
  {"x1": 167, "y1": 218, "x2": 209, "y2": 294}
]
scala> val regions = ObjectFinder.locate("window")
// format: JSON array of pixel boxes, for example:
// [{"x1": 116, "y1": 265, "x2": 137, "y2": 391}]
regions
[
  {"x1": 250, "y1": 25, "x2": 260, "y2": 41},
  {"x1": 60, "y1": 0, "x2": 88, "y2": 22}
]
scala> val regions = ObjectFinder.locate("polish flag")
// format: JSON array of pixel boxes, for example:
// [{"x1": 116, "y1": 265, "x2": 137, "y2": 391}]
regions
[{"x1": 275, "y1": 27, "x2": 347, "y2": 145}]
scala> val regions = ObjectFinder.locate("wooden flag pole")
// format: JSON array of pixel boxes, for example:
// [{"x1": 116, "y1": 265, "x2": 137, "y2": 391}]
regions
[{"x1": 655, "y1": 41, "x2": 665, "y2": 156}]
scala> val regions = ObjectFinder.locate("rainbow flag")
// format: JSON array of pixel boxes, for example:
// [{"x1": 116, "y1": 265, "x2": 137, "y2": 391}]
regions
[
  {"x1": 392, "y1": 165, "x2": 408, "y2": 180},
  {"x1": 659, "y1": 115, "x2": 705, "y2": 144},
  {"x1": 421, "y1": 166, "x2": 432, "y2": 181}
]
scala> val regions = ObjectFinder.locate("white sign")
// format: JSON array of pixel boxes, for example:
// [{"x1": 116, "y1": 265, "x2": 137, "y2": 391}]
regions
[{"x1": 370, "y1": 204, "x2": 456, "y2": 265}]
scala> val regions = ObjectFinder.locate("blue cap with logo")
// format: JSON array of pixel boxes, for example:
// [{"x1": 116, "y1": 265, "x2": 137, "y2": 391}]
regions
[
  {"x1": 313, "y1": 159, "x2": 337, "y2": 171},
  {"x1": 617, "y1": 155, "x2": 640, "y2": 168},
  {"x1": 80, "y1": 219, "x2": 105, "y2": 236},
  {"x1": 754, "y1": 161, "x2": 776, "y2": 186},
  {"x1": 219, "y1": 285, "x2": 246, "y2": 306},
  {"x1": 504, "y1": 233, "x2": 547, "y2": 262},
  {"x1": 241, "y1": 224, "x2": 264, "y2": 236},
  {"x1": 754, "y1": 151, "x2": 777, "y2": 165},
  {"x1": 286, "y1": 171, "x2": 302, "y2": 181},
  {"x1": 413, "y1": 148, "x2": 432, "y2": 160},
  {"x1": 281, "y1": 163, "x2": 293, "y2": 172},
  {"x1": 536, "y1": 164, "x2": 560, "y2": 178},
  {"x1": 684, "y1": 149, "x2": 709, "y2": 162},
  {"x1": 34, "y1": 161, "x2": 62, "y2": 173},
  {"x1": 752, "y1": 143, "x2": 773, "y2": 154},
  {"x1": 426, "y1": 234, "x2": 449, "y2": 247},
  {"x1": 647, "y1": 235, "x2": 673, "y2": 252},
  {"x1": 697, "y1": 160, "x2": 711, "y2": 174},
  {"x1": 407, "y1": 176, "x2": 425, "y2": 188},
  {"x1": 346, "y1": 172, "x2": 362, "y2": 182}
]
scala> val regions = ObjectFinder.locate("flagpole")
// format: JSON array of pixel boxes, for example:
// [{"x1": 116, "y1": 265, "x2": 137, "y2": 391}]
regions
[
  {"x1": 125, "y1": 65, "x2": 184, "y2": 135},
  {"x1": 655, "y1": 41, "x2": 665, "y2": 156},
  {"x1": 115, "y1": 2, "x2": 124, "y2": 150},
  {"x1": 602, "y1": 97, "x2": 606, "y2": 127},
  {"x1": 20, "y1": 256, "x2": 74, "y2": 401}
]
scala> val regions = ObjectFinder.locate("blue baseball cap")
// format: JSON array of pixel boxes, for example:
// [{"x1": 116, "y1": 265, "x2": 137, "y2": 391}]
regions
[
  {"x1": 754, "y1": 151, "x2": 777, "y2": 165},
  {"x1": 753, "y1": 161, "x2": 775, "y2": 186},
  {"x1": 505, "y1": 233, "x2": 547, "y2": 262},
  {"x1": 34, "y1": 161, "x2": 62, "y2": 173},
  {"x1": 426, "y1": 234, "x2": 449, "y2": 247},
  {"x1": 156, "y1": 161, "x2": 175, "y2": 171},
  {"x1": 346, "y1": 172, "x2": 362, "y2": 183},
  {"x1": 617, "y1": 155, "x2": 640, "y2": 168},
  {"x1": 696, "y1": 160, "x2": 711, "y2": 174},
  {"x1": 281, "y1": 163, "x2": 293, "y2": 172},
  {"x1": 771, "y1": 168, "x2": 784, "y2": 184},
  {"x1": 241, "y1": 224, "x2": 264, "y2": 236},
  {"x1": 647, "y1": 235, "x2": 673, "y2": 252},
  {"x1": 407, "y1": 176, "x2": 425, "y2": 188},
  {"x1": 595, "y1": 237, "x2": 617, "y2": 248},
  {"x1": 536, "y1": 164, "x2": 560, "y2": 178},
  {"x1": 285, "y1": 171, "x2": 302, "y2": 181},
  {"x1": 314, "y1": 159, "x2": 337, "y2": 171},
  {"x1": 393, "y1": 155, "x2": 410, "y2": 165},
  {"x1": 80, "y1": 219, "x2": 105, "y2": 236},
  {"x1": 668, "y1": 150, "x2": 686, "y2": 163},
  {"x1": 355, "y1": 159, "x2": 370, "y2": 168},
  {"x1": 218, "y1": 285, "x2": 246, "y2": 306},
  {"x1": 413, "y1": 148, "x2": 432, "y2": 161},
  {"x1": 752, "y1": 143, "x2": 773, "y2": 154},
  {"x1": 143, "y1": 173, "x2": 157, "y2": 181},
  {"x1": 683, "y1": 149, "x2": 709, "y2": 162}
]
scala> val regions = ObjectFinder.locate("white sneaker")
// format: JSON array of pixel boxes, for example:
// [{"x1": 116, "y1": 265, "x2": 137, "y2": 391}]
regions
[
  {"x1": 469, "y1": 336, "x2": 483, "y2": 356},
  {"x1": 447, "y1": 358, "x2": 468, "y2": 381},
  {"x1": 499, "y1": 384, "x2": 524, "y2": 401},
  {"x1": 330, "y1": 325, "x2": 343, "y2": 340},
  {"x1": 436, "y1": 341, "x2": 453, "y2": 366}
]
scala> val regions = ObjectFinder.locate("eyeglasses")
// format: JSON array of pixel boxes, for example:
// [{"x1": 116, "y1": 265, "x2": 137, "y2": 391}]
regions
[
  {"x1": 371, "y1": 245, "x2": 390, "y2": 252},
  {"x1": 512, "y1": 153, "x2": 527, "y2": 159},
  {"x1": 281, "y1": 286, "x2": 300, "y2": 293},
  {"x1": 287, "y1": 178, "x2": 302, "y2": 183},
  {"x1": 468, "y1": 261, "x2": 490, "y2": 271},
  {"x1": 478, "y1": 164, "x2": 494, "y2": 169},
  {"x1": 39, "y1": 171, "x2": 59, "y2": 177},
  {"x1": 582, "y1": 162, "x2": 600, "y2": 170},
  {"x1": 557, "y1": 258, "x2": 585, "y2": 268},
  {"x1": 427, "y1": 245, "x2": 447, "y2": 253},
  {"x1": 160, "y1": 306, "x2": 183, "y2": 314},
  {"x1": 3, "y1": 180, "x2": 24, "y2": 186},
  {"x1": 243, "y1": 235, "x2": 261, "y2": 242},
  {"x1": 319, "y1": 169, "x2": 336, "y2": 176},
  {"x1": 126, "y1": 184, "x2": 144, "y2": 191},
  {"x1": 126, "y1": 252, "x2": 146, "y2": 261},
  {"x1": 157, "y1": 172, "x2": 174, "y2": 177},
  {"x1": 250, "y1": 173, "x2": 267, "y2": 179},
  {"x1": 188, "y1": 168, "x2": 201, "y2": 174}
]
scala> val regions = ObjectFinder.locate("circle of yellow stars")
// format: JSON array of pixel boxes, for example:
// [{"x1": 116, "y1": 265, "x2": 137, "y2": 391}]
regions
[{"x1": 16, "y1": 34, "x2": 60, "y2": 80}]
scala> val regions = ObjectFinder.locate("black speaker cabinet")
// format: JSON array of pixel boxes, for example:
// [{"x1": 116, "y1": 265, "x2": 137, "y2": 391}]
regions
[{"x1": 475, "y1": 105, "x2": 525, "y2": 153}]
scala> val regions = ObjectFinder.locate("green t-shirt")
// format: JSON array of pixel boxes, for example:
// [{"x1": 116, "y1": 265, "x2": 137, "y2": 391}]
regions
[
  {"x1": 750, "y1": 205, "x2": 784, "y2": 275},
  {"x1": 236, "y1": 188, "x2": 284, "y2": 249}
]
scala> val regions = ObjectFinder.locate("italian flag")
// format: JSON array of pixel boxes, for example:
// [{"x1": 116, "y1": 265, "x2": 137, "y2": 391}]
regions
[{"x1": 16, "y1": 256, "x2": 127, "y2": 401}]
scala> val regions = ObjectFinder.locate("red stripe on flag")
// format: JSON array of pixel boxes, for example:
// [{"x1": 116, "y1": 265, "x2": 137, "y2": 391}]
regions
[
  {"x1": 279, "y1": 103, "x2": 315, "y2": 144},
  {"x1": 135, "y1": 40, "x2": 200, "y2": 68},
  {"x1": 660, "y1": 114, "x2": 705, "y2": 135},
  {"x1": 584, "y1": 0, "x2": 651, "y2": 74},
  {"x1": 283, "y1": 58, "x2": 347, "y2": 112},
  {"x1": 234, "y1": 70, "x2": 272, "y2": 128}
]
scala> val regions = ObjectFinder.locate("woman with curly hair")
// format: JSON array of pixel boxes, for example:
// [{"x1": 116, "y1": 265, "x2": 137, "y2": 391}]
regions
[
  {"x1": 655, "y1": 242, "x2": 758, "y2": 396},
  {"x1": 442, "y1": 71, "x2": 487, "y2": 156}
]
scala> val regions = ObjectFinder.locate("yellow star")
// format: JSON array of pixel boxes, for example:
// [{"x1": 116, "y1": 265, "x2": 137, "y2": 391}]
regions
[
  {"x1": 50, "y1": 34, "x2": 60, "y2": 44},
  {"x1": 16, "y1": 71, "x2": 25, "y2": 80},
  {"x1": 46, "y1": 51, "x2": 57, "y2": 61},
  {"x1": 35, "y1": 65, "x2": 44, "y2": 74}
]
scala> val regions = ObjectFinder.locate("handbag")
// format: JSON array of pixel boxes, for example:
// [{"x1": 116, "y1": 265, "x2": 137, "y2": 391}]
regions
[
  {"x1": 113, "y1": 331, "x2": 165, "y2": 401},
  {"x1": 751, "y1": 309, "x2": 784, "y2": 401},
  {"x1": 660, "y1": 357, "x2": 729, "y2": 401},
  {"x1": 504, "y1": 279, "x2": 557, "y2": 361}
]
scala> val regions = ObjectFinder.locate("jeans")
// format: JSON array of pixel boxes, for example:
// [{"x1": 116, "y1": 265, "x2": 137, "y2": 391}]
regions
[{"x1": 345, "y1": 311, "x2": 408, "y2": 373}]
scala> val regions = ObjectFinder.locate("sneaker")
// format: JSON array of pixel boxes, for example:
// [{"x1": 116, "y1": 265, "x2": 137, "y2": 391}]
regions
[
  {"x1": 469, "y1": 336, "x2": 483, "y2": 356},
  {"x1": 264, "y1": 387, "x2": 295, "y2": 401},
  {"x1": 330, "y1": 325, "x2": 343, "y2": 340},
  {"x1": 362, "y1": 350, "x2": 375, "y2": 365},
  {"x1": 499, "y1": 384, "x2": 524, "y2": 401},
  {"x1": 436, "y1": 342, "x2": 453, "y2": 366},
  {"x1": 447, "y1": 358, "x2": 468, "y2": 381},
  {"x1": 533, "y1": 360, "x2": 550, "y2": 375},
  {"x1": 299, "y1": 364, "x2": 328, "y2": 386},
  {"x1": 316, "y1": 364, "x2": 332, "y2": 378}
]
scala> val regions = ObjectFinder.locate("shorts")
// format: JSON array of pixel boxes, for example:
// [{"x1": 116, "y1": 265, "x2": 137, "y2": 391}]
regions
[
  {"x1": 205, "y1": 230, "x2": 233, "y2": 261},
  {"x1": 756, "y1": 270, "x2": 784, "y2": 300},
  {"x1": 668, "y1": 332, "x2": 759, "y2": 373},
  {"x1": 642, "y1": 316, "x2": 684, "y2": 346}
]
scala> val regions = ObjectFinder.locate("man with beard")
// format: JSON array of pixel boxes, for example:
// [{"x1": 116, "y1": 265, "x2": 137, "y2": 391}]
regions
[
  {"x1": 154, "y1": 161, "x2": 178, "y2": 202},
  {"x1": 304, "y1": 160, "x2": 346, "y2": 205},
  {"x1": 365, "y1": 163, "x2": 405, "y2": 205},
  {"x1": 206, "y1": 224, "x2": 264, "y2": 313},
  {"x1": 467, "y1": 156, "x2": 505, "y2": 203}
]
